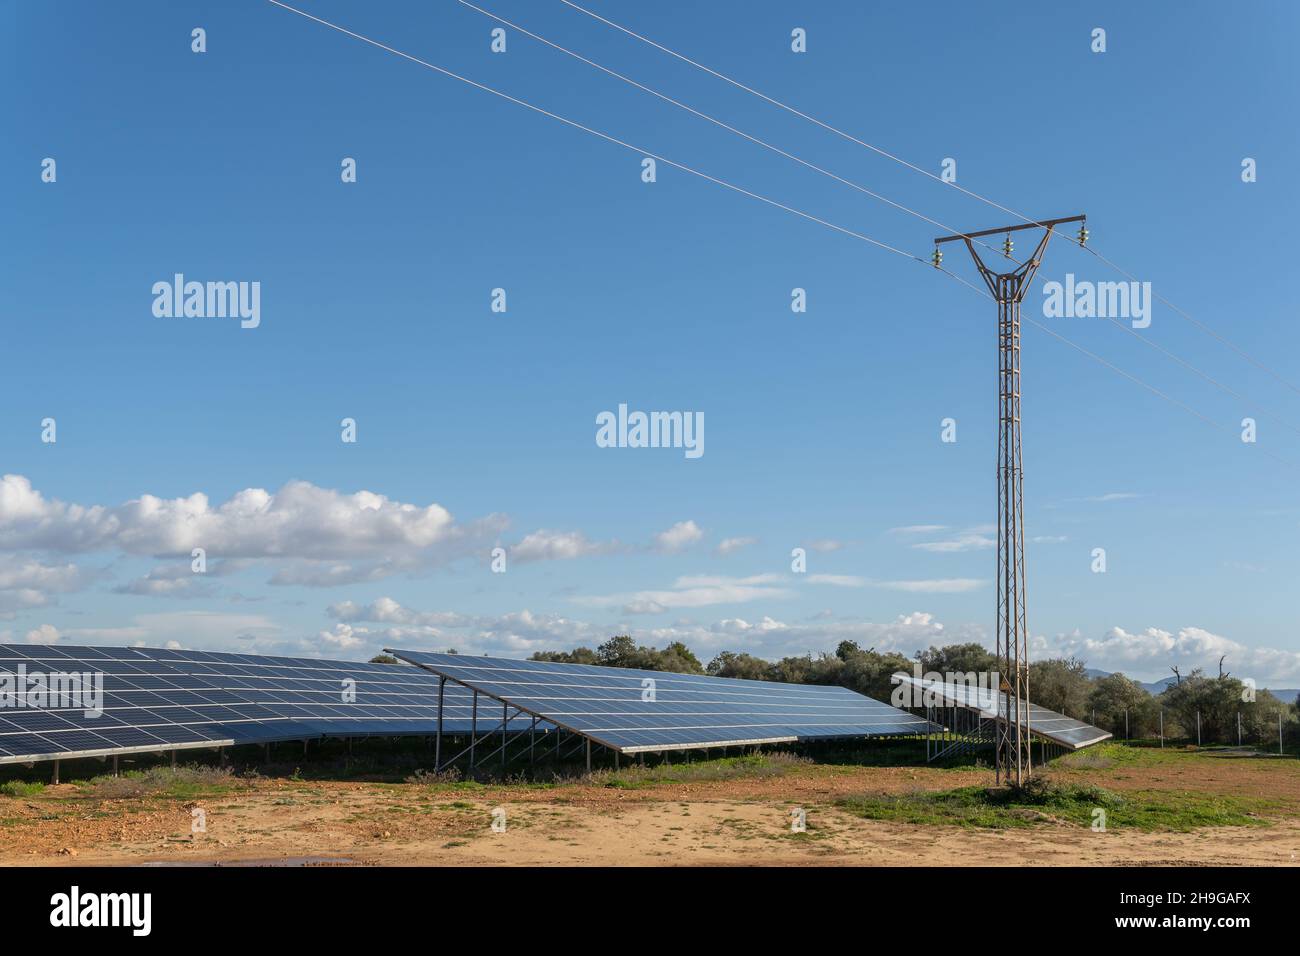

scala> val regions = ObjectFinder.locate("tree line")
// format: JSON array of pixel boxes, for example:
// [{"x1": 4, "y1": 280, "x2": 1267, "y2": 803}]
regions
[{"x1": 529, "y1": 635, "x2": 1300, "y2": 747}]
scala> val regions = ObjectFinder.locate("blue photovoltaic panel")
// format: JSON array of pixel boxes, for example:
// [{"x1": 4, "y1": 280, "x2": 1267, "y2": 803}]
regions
[
  {"x1": 387, "y1": 650, "x2": 936, "y2": 753},
  {"x1": 0, "y1": 644, "x2": 533, "y2": 764},
  {"x1": 890, "y1": 673, "x2": 1112, "y2": 750}
]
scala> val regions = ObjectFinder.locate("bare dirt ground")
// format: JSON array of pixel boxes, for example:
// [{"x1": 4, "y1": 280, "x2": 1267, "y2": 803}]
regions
[{"x1": 3, "y1": 753, "x2": 1299, "y2": 867}]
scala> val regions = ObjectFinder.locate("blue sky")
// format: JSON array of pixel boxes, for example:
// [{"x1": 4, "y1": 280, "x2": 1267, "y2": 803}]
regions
[{"x1": 2, "y1": 0, "x2": 1298, "y2": 684}]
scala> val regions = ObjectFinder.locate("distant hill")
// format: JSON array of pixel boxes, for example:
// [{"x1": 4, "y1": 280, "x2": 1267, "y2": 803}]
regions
[{"x1": 1083, "y1": 668, "x2": 1298, "y2": 701}]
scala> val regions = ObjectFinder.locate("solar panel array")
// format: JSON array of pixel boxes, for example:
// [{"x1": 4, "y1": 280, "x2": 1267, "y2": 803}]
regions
[
  {"x1": 891, "y1": 673, "x2": 1112, "y2": 749},
  {"x1": 0, "y1": 644, "x2": 532, "y2": 765},
  {"x1": 388, "y1": 650, "x2": 936, "y2": 753}
]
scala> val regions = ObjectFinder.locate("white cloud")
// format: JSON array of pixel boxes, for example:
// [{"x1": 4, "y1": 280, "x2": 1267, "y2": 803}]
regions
[
  {"x1": 653, "y1": 520, "x2": 704, "y2": 553},
  {"x1": 807, "y1": 574, "x2": 867, "y2": 587},
  {"x1": 510, "y1": 529, "x2": 611, "y2": 563},
  {"x1": 24, "y1": 623, "x2": 60, "y2": 645},
  {"x1": 896, "y1": 523, "x2": 995, "y2": 553},
  {"x1": 716, "y1": 536, "x2": 758, "y2": 556},
  {"x1": 806, "y1": 574, "x2": 985, "y2": 594},
  {"x1": 317, "y1": 622, "x2": 366, "y2": 650},
  {"x1": 872, "y1": 578, "x2": 986, "y2": 594},
  {"x1": 573, "y1": 573, "x2": 791, "y2": 615},
  {"x1": 328, "y1": 597, "x2": 471, "y2": 629},
  {"x1": 911, "y1": 532, "x2": 994, "y2": 553},
  {"x1": 804, "y1": 539, "x2": 847, "y2": 553},
  {"x1": 0, "y1": 555, "x2": 94, "y2": 617},
  {"x1": 1042, "y1": 625, "x2": 1300, "y2": 684},
  {"x1": 267, "y1": 561, "x2": 395, "y2": 588},
  {"x1": 37, "y1": 611, "x2": 286, "y2": 654},
  {"x1": 0, "y1": 474, "x2": 507, "y2": 564},
  {"x1": 319, "y1": 597, "x2": 977, "y2": 662}
]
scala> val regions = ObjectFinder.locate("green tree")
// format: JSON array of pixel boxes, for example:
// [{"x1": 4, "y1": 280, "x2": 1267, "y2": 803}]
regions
[
  {"x1": 1028, "y1": 657, "x2": 1091, "y2": 718},
  {"x1": 916, "y1": 642, "x2": 999, "y2": 677},
  {"x1": 531, "y1": 636, "x2": 704, "y2": 674},
  {"x1": 707, "y1": 651, "x2": 772, "y2": 681},
  {"x1": 1087, "y1": 672, "x2": 1152, "y2": 738}
]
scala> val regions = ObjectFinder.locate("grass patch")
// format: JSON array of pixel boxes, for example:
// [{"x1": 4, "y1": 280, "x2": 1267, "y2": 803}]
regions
[
  {"x1": 0, "y1": 780, "x2": 45, "y2": 798},
  {"x1": 840, "y1": 775, "x2": 1271, "y2": 831},
  {"x1": 75, "y1": 764, "x2": 240, "y2": 800},
  {"x1": 592, "y1": 752, "x2": 811, "y2": 790}
]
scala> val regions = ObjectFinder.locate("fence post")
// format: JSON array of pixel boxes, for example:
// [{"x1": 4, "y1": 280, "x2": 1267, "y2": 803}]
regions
[
  {"x1": 1159, "y1": 709, "x2": 1164, "y2": 748},
  {"x1": 1237, "y1": 711, "x2": 1242, "y2": 747},
  {"x1": 1124, "y1": 708, "x2": 1129, "y2": 740},
  {"x1": 1197, "y1": 711, "x2": 1202, "y2": 747}
]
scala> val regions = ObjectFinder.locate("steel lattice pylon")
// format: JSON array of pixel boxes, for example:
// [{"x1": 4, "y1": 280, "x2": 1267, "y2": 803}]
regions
[{"x1": 934, "y1": 214, "x2": 1085, "y2": 786}]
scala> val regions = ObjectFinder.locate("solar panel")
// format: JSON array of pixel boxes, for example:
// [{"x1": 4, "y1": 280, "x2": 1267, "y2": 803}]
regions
[
  {"x1": 386, "y1": 650, "x2": 936, "y2": 753},
  {"x1": 890, "y1": 673, "x2": 1112, "y2": 749},
  {"x1": 0, "y1": 644, "x2": 534, "y2": 765}
]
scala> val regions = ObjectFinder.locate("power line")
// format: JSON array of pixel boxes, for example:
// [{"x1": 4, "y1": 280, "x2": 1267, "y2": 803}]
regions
[
  {"x1": 557, "y1": 0, "x2": 1300, "y2": 398},
  {"x1": 456, "y1": 0, "x2": 1005, "y2": 258},
  {"x1": 265, "y1": 0, "x2": 918, "y2": 262},
  {"x1": 265, "y1": 0, "x2": 1291, "y2": 471},
  {"x1": 469, "y1": 0, "x2": 1300, "y2": 439}
]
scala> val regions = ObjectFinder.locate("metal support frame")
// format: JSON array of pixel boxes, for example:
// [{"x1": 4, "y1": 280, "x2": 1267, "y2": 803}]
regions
[
  {"x1": 435, "y1": 677, "x2": 445, "y2": 769},
  {"x1": 501, "y1": 701, "x2": 508, "y2": 772},
  {"x1": 924, "y1": 703, "x2": 994, "y2": 762},
  {"x1": 470, "y1": 689, "x2": 478, "y2": 766},
  {"x1": 936, "y1": 213, "x2": 1084, "y2": 787}
]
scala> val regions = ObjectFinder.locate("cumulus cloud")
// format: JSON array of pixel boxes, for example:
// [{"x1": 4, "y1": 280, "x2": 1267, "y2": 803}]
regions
[
  {"x1": 317, "y1": 600, "x2": 610, "y2": 658},
  {"x1": 1041, "y1": 625, "x2": 1300, "y2": 684},
  {"x1": 510, "y1": 529, "x2": 612, "y2": 563},
  {"x1": 25, "y1": 623, "x2": 60, "y2": 644},
  {"x1": 315, "y1": 597, "x2": 976, "y2": 662},
  {"x1": 0, "y1": 555, "x2": 94, "y2": 617},
  {"x1": 328, "y1": 596, "x2": 472, "y2": 629},
  {"x1": 0, "y1": 474, "x2": 507, "y2": 563},
  {"x1": 653, "y1": 520, "x2": 703, "y2": 553}
]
